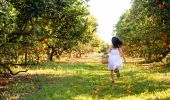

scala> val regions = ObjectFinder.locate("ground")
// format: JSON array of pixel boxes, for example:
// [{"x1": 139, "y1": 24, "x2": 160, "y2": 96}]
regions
[{"x1": 0, "y1": 55, "x2": 170, "y2": 100}]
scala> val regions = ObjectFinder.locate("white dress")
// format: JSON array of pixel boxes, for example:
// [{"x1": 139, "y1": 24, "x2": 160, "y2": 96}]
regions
[{"x1": 108, "y1": 48, "x2": 123, "y2": 70}]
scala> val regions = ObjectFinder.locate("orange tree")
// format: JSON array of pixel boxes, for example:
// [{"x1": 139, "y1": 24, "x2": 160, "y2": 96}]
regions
[
  {"x1": 2, "y1": 0, "x2": 56, "y2": 65},
  {"x1": 68, "y1": 16, "x2": 99, "y2": 58},
  {"x1": 115, "y1": 0, "x2": 170, "y2": 62},
  {"x1": 40, "y1": 1, "x2": 98, "y2": 61},
  {"x1": 0, "y1": 1, "x2": 32, "y2": 75},
  {"x1": 0, "y1": 0, "x2": 44, "y2": 75},
  {"x1": 0, "y1": 0, "x2": 97, "y2": 75},
  {"x1": 6, "y1": 0, "x2": 97, "y2": 62}
]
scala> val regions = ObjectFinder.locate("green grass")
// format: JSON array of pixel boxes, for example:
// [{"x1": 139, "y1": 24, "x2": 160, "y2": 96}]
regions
[{"x1": 1, "y1": 57, "x2": 170, "y2": 100}]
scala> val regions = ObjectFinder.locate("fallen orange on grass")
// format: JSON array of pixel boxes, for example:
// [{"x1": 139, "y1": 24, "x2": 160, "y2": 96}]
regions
[
  {"x1": 94, "y1": 90, "x2": 98, "y2": 94},
  {"x1": 50, "y1": 80, "x2": 57, "y2": 84},
  {"x1": 96, "y1": 88, "x2": 99, "y2": 91},
  {"x1": 100, "y1": 83, "x2": 104, "y2": 86},
  {"x1": 95, "y1": 88, "x2": 100, "y2": 93},
  {"x1": 0, "y1": 80, "x2": 8, "y2": 86},
  {"x1": 127, "y1": 88, "x2": 133, "y2": 94},
  {"x1": 18, "y1": 79, "x2": 22, "y2": 83}
]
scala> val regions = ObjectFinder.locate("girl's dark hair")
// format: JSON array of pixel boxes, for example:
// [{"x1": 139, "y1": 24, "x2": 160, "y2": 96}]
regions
[{"x1": 111, "y1": 37, "x2": 123, "y2": 48}]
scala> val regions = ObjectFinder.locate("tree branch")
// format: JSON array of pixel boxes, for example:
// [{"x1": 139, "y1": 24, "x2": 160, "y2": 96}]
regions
[{"x1": 0, "y1": 63, "x2": 28, "y2": 75}]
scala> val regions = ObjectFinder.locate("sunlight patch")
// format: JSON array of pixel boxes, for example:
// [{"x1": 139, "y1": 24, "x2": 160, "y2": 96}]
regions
[
  {"x1": 119, "y1": 89, "x2": 170, "y2": 100},
  {"x1": 74, "y1": 94, "x2": 93, "y2": 100}
]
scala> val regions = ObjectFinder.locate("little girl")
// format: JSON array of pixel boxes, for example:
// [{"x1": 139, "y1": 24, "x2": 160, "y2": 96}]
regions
[{"x1": 108, "y1": 37, "x2": 125, "y2": 83}]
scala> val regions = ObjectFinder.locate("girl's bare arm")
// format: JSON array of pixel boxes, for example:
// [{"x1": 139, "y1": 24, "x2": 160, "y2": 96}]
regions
[
  {"x1": 118, "y1": 48, "x2": 126, "y2": 62},
  {"x1": 108, "y1": 46, "x2": 112, "y2": 53}
]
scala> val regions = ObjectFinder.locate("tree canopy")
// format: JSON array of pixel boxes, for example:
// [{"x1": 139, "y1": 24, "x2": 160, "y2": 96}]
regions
[
  {"x1": 0, "y1": 0, "x2": 106, "y2": 75},
  {"x1": 116, "y1": 0, "x2": 170, "y2": 62}
]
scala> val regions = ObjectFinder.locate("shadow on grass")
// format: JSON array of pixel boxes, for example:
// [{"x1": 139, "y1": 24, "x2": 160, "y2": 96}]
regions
[
  {"x1": 24, "y1": 72, "x2": 170, "y2": 100},
  {"x1": 3, "y1": 62, "x2": 170, "y2": 100},
  {"x1": 31, "y1": 61, "x2": 107, "y2": 71},
  {"x1": 147, "y1": 65, "x2": 170, "y2": 73},
  {"x1": 123, "y1": 62, "x2": 170, "y2": 76}
]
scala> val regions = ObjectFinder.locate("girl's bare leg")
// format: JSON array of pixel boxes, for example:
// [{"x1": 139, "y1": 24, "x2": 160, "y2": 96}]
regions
[
  {"x1": 114, "y1": 68, "x2": 118, "y2": 73},
  {"x1": 111, "y1": 70, "x2": 114, "y2": 83},
  {"x1": 114, "y1": 68, "x2": 120, "y2": 78}
]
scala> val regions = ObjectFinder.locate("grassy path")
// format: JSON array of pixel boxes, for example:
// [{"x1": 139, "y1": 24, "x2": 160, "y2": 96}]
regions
[{"x1": 1, "y1": 57, "x2": 170, "y2": 100}]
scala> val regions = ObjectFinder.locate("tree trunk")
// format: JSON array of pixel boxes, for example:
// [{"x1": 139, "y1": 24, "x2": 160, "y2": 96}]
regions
[
  {"x1": 78, "y1": 50, "x2": 82, "y2": 58},
  {"x1": 68, "y1": 50, "x2": 72, "y2": 59},
  {"x1": 56, "y1": 55, "x2": 60, "y2": 61},
  {"x1": 25, "y1": 50, "x2": 28, "y2": 64},
  {"x1": 15, "y1": 50, "x2": 19, "y2": 64},
  {"x1": 49, "y1": 49, "x2": 55, "y2": 61}
]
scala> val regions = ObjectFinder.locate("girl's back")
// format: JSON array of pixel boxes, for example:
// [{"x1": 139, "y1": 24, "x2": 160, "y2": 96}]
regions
[{"x1": 110, "y1": 48, "x2": 120, "y2": 55}]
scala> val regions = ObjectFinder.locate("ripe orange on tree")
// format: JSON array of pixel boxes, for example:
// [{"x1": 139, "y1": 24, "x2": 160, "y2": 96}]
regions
[
  {"x1": 160, "y1": 32, "x2": 163, "y2": 35},
  {"x1": 162, "y1": 42, "x2": 167, "y2": 47}
]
